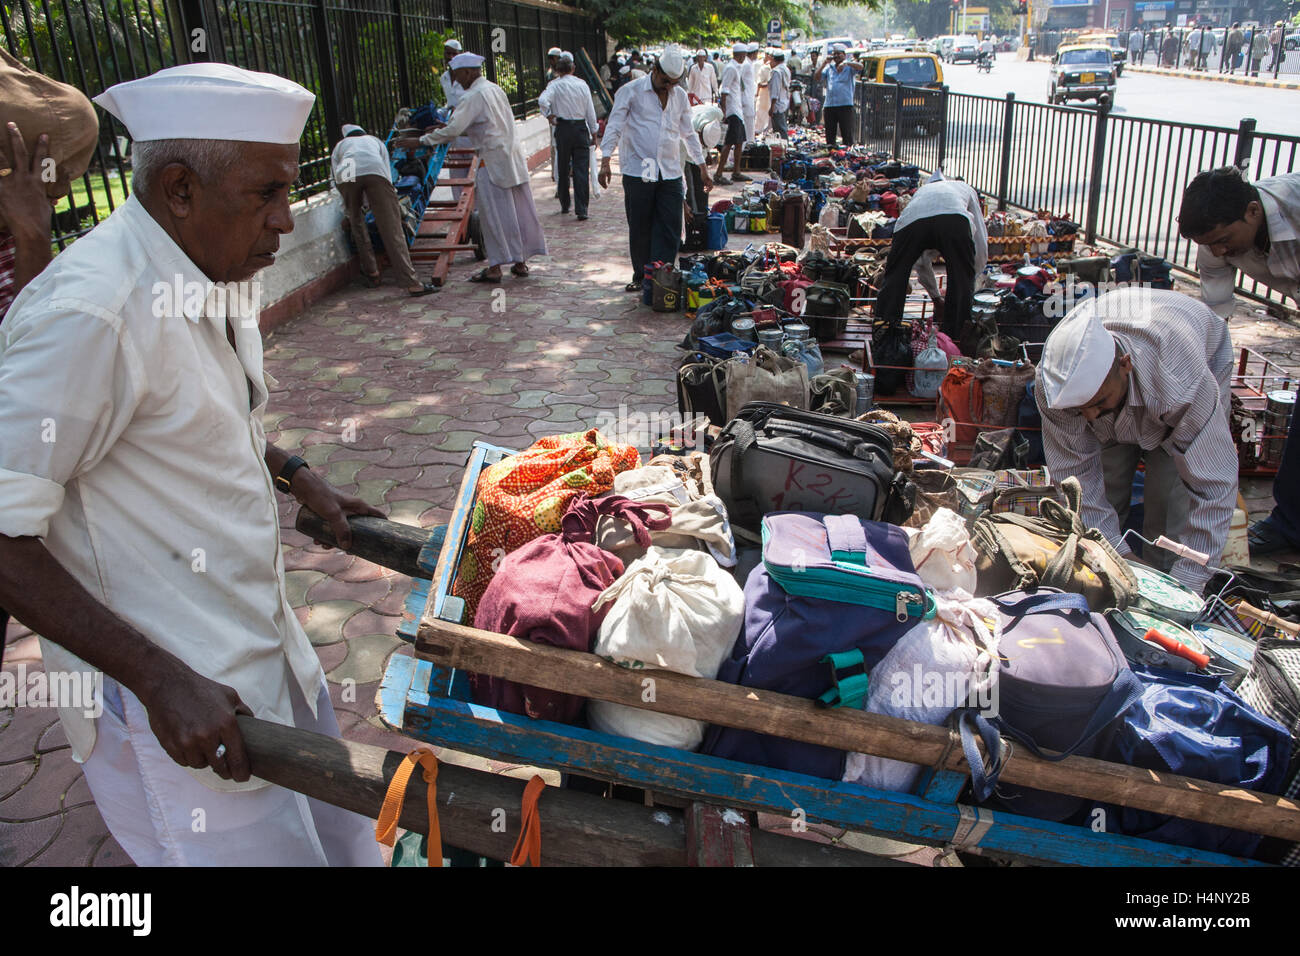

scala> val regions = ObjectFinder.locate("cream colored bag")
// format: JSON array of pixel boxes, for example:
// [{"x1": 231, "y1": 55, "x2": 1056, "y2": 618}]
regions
[
  {"x1": 724, "y1": 345, "x2": 809, "y2": 421},
  {"x1": 588, "y1": 547, "x2": 745, "y2": 749}
]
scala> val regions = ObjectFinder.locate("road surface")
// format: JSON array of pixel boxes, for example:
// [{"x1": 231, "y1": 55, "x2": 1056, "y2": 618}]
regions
[{"x1": 939, "y1": 54, "x2": 1300, "y2": 138}]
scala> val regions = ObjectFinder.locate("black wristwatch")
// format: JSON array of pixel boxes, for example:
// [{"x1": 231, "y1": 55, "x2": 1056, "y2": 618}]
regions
[{"x1": 274, "y1": 455, "x2": 311, "y2": 493}]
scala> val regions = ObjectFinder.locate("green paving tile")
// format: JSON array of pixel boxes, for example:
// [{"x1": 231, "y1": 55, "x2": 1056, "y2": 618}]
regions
[
  {"x1": 487, "y1": 330, "x2": 516, "y2": 343},
  {"x1": 426, "y1": 357, "x2": 462, "y2": 371},
  {"x1": 512, "y1": 389, "x2": 551, "y2": 409},
  {"x1": 335, "y1": 323, "x2": 366, "y2": 337},
  {"x1": 475, "y1": 378, "x2": 517, "y2": 396},
  {"x1": 283, "y1": 569, "x2": 326, "y2": 608},
  {"x1": 355, "y1": 477, "x2": 400, "y2": 506},
  {"x1": 355, "y1": 331, "x2": 389, "y2": 344},
  {"x1": 385, "y1": 498, "x2": 437, "y2": 526},
  {"x1": 337, "y1": 376, "x2": 368, "y2": 393},
  {"x1": 373, "y1": 400, "x2": 424, "y2": 419},
  {"x1": 354, "y1": 386, "x2": 399, "y2": 406},
  {"x1": 262, "y1": 410, "x2": 290, "y2": 432},
  {"x1": 604, "y1": 367, "x2": 639, "y2": 385},
  {"x1": 403, "y1": 347, "x2": 440, "y2": 361},
  {"x1": 304, "y1": 599, "x2": 365, "y2": 646},
  {"x1": 325, "y1": 458, "x2": 371, "y2": 487},
  {"x1": 400, "y1": 413, "x2": 452, "y2": 435},
  {"x1": 286, "y1": 356, "x2": 324, "y2": 371},
  {"x1": 455, "y1": 367, "x2": 488, "y2": 383},
  {"x1": 463, "y1": 323, "x2": 492, "y2": 337},
  {"x1": 544, "y1": 403, "x2": 586, "y2": 423},
  {"x1": 510, "y1": 339, "x2": 543, "y2": 354},
  {"x1": 327, "y1": 633, "x2": 403, "y2": 686},
  {"x1": 272, "y1": 427, "x2": 316, "y2": 448},
  {"x1": 309, "y1": 364, "x2": 350, "y2": 382},
  {"x1": 301, "y1": 443, "x2": 347, "y2": 468},
  {"x1": 434, "y1": 430, "x2": 482, "y2": 453},
  {"x1": 572, "y1": 358, "x2": 607, "y2": 374}
]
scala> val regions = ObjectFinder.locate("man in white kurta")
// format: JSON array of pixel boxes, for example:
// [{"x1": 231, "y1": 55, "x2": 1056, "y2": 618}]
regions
[
  {"x1": 0, "y1": 63, "x2": 383, "y2": 866},
  {"x1": 687, "y1": 50, "x2": 717, "y2": 104},
  {"x1": 741, "y1": 43, "x2": 759, "y2": 144},
  {"x1": 412, "y1": 53, "x2": 547, "y2": 281},
  {"x1": 754, "y1": 51, "x2": 773, "y2": 136},
  {"x1": 439, "y1": 39, "x2": 466, "y2": 108}
]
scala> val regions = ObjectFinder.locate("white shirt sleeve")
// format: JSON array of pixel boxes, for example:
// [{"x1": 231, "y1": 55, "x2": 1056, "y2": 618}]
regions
[
  {"x1": 679, "y1": 96, "x2": 706, "y2": 167},
  {"x1": 538, "y1": 80, "x2": 556, "y2": 116},
  {"x1": 601, "y1": 83, "x2": 633, "y2": 160},
  {"x1": 421, "y1": 88, "x2": 479, "y2": 145},
  {"x1": 967, "y1": 185, "x2": 989, "y2": 278},
  {"x1": 1195, "y1": 244, "x2": 1239, "y2": 319},
  {"x1": 0, "y1": 306, "x2": 144, "y2": 539}
]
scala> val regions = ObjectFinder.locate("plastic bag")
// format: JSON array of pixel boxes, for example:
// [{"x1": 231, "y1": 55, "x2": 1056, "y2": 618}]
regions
[
  {"x1": 588, "y1": 546, "x2": 745, "y2": 750},
  {"x1": 907, "y1": 507, "x2": 979, "y2": 594},
  {"x1": 590, "y1": 153, "x2": 603, "y2": 200},
  {"x1": 844, "y1": 590, "x2": 1001, "y2": 792}
]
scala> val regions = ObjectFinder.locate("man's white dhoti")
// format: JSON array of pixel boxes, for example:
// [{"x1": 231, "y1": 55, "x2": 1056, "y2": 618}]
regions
[
  {"x1": 477, "y1": 173, "x2": 548, "y2": 267},
  {"x1": 83, "y1": 669, "x2": 382, "y2": 867}
]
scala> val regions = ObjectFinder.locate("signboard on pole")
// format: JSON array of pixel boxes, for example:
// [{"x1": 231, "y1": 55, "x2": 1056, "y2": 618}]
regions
[{"x1": 767, "y1": 17, "x2": 782, "y2": 43}]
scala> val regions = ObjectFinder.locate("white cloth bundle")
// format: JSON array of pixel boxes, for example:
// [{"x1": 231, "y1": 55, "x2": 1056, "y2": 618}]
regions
[
  {"x1": 588, "y1": 546, "x2": 744, "y2": 749},
  {"x1": 907, "y1": 507, "x2": 978, "y2": 593},
  {"x1": 819, "y1": 201, "x2": 841, "y2": 229},
  {"x1": 844, "y1": 590, "x2": 1002, "y2": 793}
]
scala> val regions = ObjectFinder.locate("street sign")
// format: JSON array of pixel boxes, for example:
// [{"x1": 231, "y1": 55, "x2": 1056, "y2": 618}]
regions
[{"x1": 767, "y1": 17, "x2": 782, "y2": 44}]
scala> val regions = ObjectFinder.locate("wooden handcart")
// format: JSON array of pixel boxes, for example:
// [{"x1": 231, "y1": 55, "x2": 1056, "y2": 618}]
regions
[{"x1": 283, "y1": 440, "x2": 1300, "y2": 867}]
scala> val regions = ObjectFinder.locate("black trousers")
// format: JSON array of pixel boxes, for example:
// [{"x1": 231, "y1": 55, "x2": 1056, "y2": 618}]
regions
[
  {"x1": 554, "y1": 119, "x2": 591, "y2": 217},
  {"x1": 876, "y1": 213, "x2": 977, "y2": 340},
  {"x1": 622, "y1": 174, "x2": 684, "y2": 282},
  {"x1": 823, "y1": 105, "x2": 855, "y2": 148}
]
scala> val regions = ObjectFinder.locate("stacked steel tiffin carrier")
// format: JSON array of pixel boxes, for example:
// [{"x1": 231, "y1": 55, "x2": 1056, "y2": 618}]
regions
[{"x1": 387, "y1": 134, "x2": 1300, "y2": 867}]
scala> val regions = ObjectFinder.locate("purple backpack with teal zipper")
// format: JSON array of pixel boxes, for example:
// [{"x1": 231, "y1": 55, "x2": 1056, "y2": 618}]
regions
[{"x1": 703, "y1": 512, "x2": 934, "y2": 779}]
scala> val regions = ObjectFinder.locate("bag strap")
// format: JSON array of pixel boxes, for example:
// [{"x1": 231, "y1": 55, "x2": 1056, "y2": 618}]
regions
[
  {"x1": 956, "y1": 710, "x2": 1008, "y2": 803},
  {"x1": 375, "y1": 749, "x2": 442, "y2": 867},
  {"x1": 815, "y1": 649, "x2": 869, "y2": 709},
  {"x1": 992, "y1": 589, "x2": 1091, "y2": 618},
  {"x1": 824, "y1": 514, "x2": 868, "y2": 562},
  {"x1": 510, "y1": 775, "x2": 546, "y2": 867}
]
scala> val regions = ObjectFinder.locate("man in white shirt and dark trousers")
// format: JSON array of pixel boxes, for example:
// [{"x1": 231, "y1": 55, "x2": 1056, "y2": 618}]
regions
[
  {"x1": 1035, "y1": 289, "x2": 1237, "y2": 589},
  {"x1": 539, "y1": 51, "x2": 598, "y2": 220},
  {"x1": 687, "y1": 49, "x2": 717, "y2": 104},
  {"x1": 599, "y1": 45, "x2": 711, "y2": 293},
  {"x1": 714, "y1": 45, "x2": 750, "y2": 185},
  {"x1": 875, "y1": 172, "x2": 987, "y2": 341},
  {"x1": 1178, "y1": 166, "x2": 1300, "y2": 556},
  {"x1": 0, "y1": 63, "x2": 385, "y2": 866},
  {"x1": 440, "y1": 38, "x2": 466, "y2": 108},
  {"x1": 331, "y1": 124, "x2": 437, "y2": 295},
  {"x1": 741, "y1": 43, "x2": 759, "y2": 144}
]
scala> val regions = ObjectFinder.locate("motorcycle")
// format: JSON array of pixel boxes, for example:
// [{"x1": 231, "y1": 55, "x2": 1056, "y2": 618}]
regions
[
  {"x1": 788, "y1": 79, "x2": 806, "y2": 126},
  {"x1": 976, "y1": 51, "x2": 993, "y2": 73}
]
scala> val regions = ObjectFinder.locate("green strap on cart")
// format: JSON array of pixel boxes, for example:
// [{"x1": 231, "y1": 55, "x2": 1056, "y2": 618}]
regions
[{"x1": 816, "y1": 649, "x2": 869, "y2": 709}]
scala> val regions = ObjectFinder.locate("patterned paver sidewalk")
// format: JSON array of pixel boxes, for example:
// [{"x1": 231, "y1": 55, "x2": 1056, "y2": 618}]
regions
[{"x1": 2, "y1": 158, "x2": 1296, "y2": 866}]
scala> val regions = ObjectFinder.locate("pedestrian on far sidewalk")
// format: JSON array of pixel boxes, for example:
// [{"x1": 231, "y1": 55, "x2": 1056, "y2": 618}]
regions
[
  {"x1": 538, "y1": 52, "x2": 598, "y2": 221},
  {"x1": 1224, "y1": 23, "x2": 1244, "y2": 73},
  {"x1": 1161, "y1": 30, "x2": 1179, "y2": 68},
  {"x1": 821, "y1": 43, "x2": 863, "y2": 150},
  {"x1": 1268, "y1": 21, "x2": 1285, "y2": 72},
  {"x1": 1128, "y1": 28, "x2": 1144, "y2": 66},
  {"x1": 1250, "y1": 29, "x2": 1269, "y2": 75}
]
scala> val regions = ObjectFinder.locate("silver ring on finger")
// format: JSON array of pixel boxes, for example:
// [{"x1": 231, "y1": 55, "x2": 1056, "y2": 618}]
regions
[{"x1": 214, "y1": 743, "x2": 227, "y2": 759}]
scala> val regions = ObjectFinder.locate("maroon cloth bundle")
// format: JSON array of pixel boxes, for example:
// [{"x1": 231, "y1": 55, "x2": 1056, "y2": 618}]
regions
[{"x1": 470, "y1": 494, "x2": 671, "y2": 723}]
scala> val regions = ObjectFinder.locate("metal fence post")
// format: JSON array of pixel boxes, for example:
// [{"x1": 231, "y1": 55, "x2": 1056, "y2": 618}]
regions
[
  {"x1": 1272, "y1": 26, "x2": 1283, "y2": 79},
  {"x1": 310, "y1": 0, "x2": 342, "y2": 145},
  {"x1": 392, "y1": 0, "x2": 412, "y2": 106},
  {"x1": 1234, "y1": 117, "x2": 1258, "y2": 172},
  {"x1": 1084, "y1": 100, "x2": 1111, "y2": 244},
  {"x1": 996, "y1": 92, "x2": 1014, "y2": 212},
  {"x1": 937, "y1": 84, "x2": 949, "y2": 172},
  {"x1": 892, "y1": 83, "x2": 903, "y2": 158},
  {"x1": 177, "y1": 0, "x2": 215, "y2": 63}
]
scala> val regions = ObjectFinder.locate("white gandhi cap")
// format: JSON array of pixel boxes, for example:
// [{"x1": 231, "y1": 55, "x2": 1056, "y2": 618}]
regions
[
  {"x1": 733, "y1": 43, "x2": 747, "y2": 53},
  {"x1": 444, "y1": 39, "x2": 463, "y2": 51},
  {"x1": 449, "y1": 52, "x2": 485, "y2": 70},
  {"x1": 1039, "y1": 298, "x2": 1118, "y2": 409},
  {"x1": 658, "y1": 44, "x2": 686, "y2": 80},
  {"x1": 93, "y1": 63, "x2": 314, "y2": 143}
]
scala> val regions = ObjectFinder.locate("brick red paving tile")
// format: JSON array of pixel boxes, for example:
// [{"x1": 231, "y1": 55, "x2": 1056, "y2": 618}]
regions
[
  {"x1": 342, "y1": 608, "x2": 401, "y2": 641},
  {"x1": 28, "y1": 805, "x2": 110, "y2": 867},
  {"x1": 0, "y1": 704, "x2": 58, "y2": 764},
  {"x1": 0, "y1": 759, "x2": 37, "y2": 801},
  {"x1": 0, "y1": 816, "x2": 62, "y2": 866},
  {"x1": 0, "y1": 751, "x2": 85, "y2": 821},
  {"x1": 35, "y1": 718, "x2": 69, "y2": 754},
  {"x1": 306, "y1": 574, "x2": 393, "y2": 608},
  {"x1": 92, "y1": 835, "x2": 134, "y2": 866},
  {"x1": 315, "y1": 641, "x2": 349, "y2": 675}
]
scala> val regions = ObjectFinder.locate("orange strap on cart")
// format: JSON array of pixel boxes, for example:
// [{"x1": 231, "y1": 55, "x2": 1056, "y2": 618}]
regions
[
  {"x1": 375, "y1": 749, "x2": 443, "y2": 867},
  {"x1": 510, "y1": 775, "x2": 547, "y2": 867}
]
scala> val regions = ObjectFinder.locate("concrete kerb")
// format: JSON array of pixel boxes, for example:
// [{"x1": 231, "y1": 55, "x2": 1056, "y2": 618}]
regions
[{"x1": 1126, "y1": 64, "x2": 1300, "y2": 91}]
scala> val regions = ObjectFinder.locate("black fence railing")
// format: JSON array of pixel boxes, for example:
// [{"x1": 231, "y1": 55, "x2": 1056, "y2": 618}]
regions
[
  {"x1": 857, "y1": 79, "x2": 1298, "y2": 308},
  {"x1": 854, "y1": 81, "x2": 945, "y2": 175},
  {"x1": 2, "y1": 0, "x2": 603, "y2": 246}
]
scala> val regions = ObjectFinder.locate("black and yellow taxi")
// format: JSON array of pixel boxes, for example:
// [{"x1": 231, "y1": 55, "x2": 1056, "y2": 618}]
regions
[
  {"x1": 1048, "y1": 43, "x2": 1117, "y2": 107},
  {"x1": 861, "y1": 50, "x2": 946, "y2": 135}
]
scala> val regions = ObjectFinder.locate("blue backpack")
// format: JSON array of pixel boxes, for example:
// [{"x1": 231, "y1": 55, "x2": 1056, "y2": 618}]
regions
[
  {"x1": 1089, "y1": 667, "x2": 1292, "y2": 858},
  {"x1": 703, "y1": 515, "x2": 924, "y2": 780}
]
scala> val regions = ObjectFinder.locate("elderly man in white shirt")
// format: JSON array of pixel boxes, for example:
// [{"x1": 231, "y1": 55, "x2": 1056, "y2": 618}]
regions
[
  {"x1": 440, "y1": 38, "x2": 466, "y2": 108},
  {"x1": 538, "y1": 51, "x2": 598, "y2": 220},
  {"x1": 599, "y1": 44, "x2": 711, "y2": 293},
  {"x1": 767, "y1": 51, "x2": 792, "y2": 139},
  {"x1": 0, "y1": 63, "x2": 385, "y2": 866},
  {"x1": 331, "y1": 123, "x2": 437, "y2": 295},
  {"x1": 687, "y1": 49, "x2": 717, "y2": 104},
  {"x1": 1035, "y1": 290, "x2": 1237, "y2": 589},
  {"x1": 875, "y1": 171, "x2": 988, "y2": 340},
  {"x1": 754, "y1": 50, "x2": 773, "y2": 135},
  {"x1": 400, "y1": 52, "x2": 546, "y2": 282}
]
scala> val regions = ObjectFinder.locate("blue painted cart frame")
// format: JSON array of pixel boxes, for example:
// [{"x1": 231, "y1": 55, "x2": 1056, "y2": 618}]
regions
[{"x1": 379, "y1": 441, "x2": 1269, "y2": 867}]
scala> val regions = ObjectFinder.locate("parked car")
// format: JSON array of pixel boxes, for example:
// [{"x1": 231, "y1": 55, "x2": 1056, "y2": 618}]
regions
[
  {"x1": 862, "y1": 51, "x2": 946, "y2": 136},
  {"x1": 1077, "y1": 31, "x2": 1128, "y2": 74},
  {"x1": 1048, "y1": 44, "x2": 1117, "y2": 106},
  {"x1": 948, "y1": 36, "x2": 979, "y2": 63}
]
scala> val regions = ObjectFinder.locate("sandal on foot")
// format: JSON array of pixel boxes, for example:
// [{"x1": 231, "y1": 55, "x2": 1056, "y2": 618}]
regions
[
  {"x1": 511, "y1": 263, "x2": 530, "y2": 277},
  {"x1": 469, "y1": 269, "x2": 502, "y2": 283},
  {"x1": 624, "y1": 280, "x2": 643, "y2": 292},
  {"x1": 407, "y1": 282, "x2": 440, "y2": 297}
]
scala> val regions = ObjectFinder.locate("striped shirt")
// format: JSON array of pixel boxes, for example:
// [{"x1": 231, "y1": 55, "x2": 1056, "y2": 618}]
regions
[
  {"x1": 0, "y1": 231, "x2": 15, "y2": 323},
  {"x1": 1034, "y1": 289, "x2": 1236, "y2": 589},
  {"x1": 1196, "y1": 173, "x2": 1300, "y2": 318}
]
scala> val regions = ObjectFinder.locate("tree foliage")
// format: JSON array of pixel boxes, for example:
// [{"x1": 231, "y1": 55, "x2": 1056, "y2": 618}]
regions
[{"x1": 576, "y1": 0, "x2": 877, "y2": 48}]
